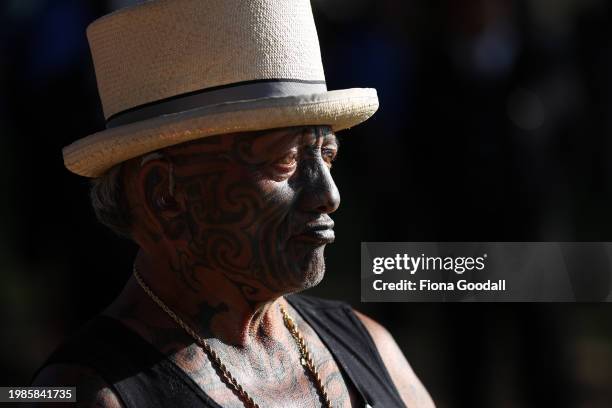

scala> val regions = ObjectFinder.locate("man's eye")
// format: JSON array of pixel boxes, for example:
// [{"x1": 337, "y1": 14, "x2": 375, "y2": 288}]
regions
[
  {"x1": 273, "y1": 151, "x2": 298, "y2": 171},
  {"x1": 322, "y1": 148, "x2": 337, "y2": 167}
]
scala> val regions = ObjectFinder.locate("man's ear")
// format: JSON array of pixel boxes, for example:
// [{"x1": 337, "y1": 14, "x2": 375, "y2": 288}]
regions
[{"x1": 135, "y1": 156, "x2": 188, "y2": 240}]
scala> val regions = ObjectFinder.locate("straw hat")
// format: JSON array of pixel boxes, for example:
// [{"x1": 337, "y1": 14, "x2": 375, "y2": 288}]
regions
[{"x1": 62, "y1": 0, "x2": 379, "y2": 177}]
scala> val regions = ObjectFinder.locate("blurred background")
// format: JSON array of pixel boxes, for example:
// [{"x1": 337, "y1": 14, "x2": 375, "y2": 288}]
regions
[{"x1": 1, "y1": 0, "x2": 612, "y2": 407}]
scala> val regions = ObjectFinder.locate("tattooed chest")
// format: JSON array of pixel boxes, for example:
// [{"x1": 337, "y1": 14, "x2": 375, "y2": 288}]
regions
[{"x1": 170, "y1": 340, "x2": 356, "y2": 408}]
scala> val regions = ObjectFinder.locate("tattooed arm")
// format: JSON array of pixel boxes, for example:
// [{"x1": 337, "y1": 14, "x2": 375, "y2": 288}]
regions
[
  {"x1": 30, "y1": 364, "x2": 123, "y2": 408},
  {"x1": 354, "y1": 311, "x2": 436, "y2": 408}
]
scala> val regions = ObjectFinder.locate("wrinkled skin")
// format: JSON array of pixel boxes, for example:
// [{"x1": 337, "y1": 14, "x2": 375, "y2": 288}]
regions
[{"x1": 139, "y1": 126, "x2": 340, "y2": 301}]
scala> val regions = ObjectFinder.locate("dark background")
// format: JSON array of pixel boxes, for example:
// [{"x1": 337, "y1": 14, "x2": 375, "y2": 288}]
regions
[{"x1": 2, "y1": 0, "x2": 612, "y2": 407}]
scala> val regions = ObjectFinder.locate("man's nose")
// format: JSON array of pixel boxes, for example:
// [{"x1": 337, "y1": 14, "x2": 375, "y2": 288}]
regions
[{"x1": 296, "y1": 158, "x2": 341, "y2": 214}]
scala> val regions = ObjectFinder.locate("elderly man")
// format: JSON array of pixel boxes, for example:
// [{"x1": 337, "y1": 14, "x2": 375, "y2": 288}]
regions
[{"x1": 32, "y1": 1, "x2": 434, "y2": 407}]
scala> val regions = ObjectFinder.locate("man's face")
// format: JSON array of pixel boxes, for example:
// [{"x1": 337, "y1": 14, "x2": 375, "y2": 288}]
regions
[{"x1": 152, "y1": 126, "x2": 340, "y2": 298}]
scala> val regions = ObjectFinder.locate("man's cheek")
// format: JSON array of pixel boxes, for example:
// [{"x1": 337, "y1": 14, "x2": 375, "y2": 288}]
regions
[
  {"x1": 189, "y1": 172, "x2": 259, "y2": 223},
  {"x1": 259, "y1": 179, "x2": 296, "y2": 207},
  {"x1": 253, "y1": 185, "x2": 294, "y2": 244}
]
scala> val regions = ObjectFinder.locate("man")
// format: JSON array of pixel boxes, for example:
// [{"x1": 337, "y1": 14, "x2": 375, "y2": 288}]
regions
[{"x1": 33, "y1": 0, "x2": 434, "y2": 407}]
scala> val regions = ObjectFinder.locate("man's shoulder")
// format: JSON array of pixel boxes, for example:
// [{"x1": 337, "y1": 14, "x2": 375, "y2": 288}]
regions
[
  {"x1": 29, "y1": 313, "x2": 177, "y2": 407},
  {"x1": 30, "y1": 364, "x2": 123, "y2": 408},
  {"x1": 29, "y1": 315, "x2": 136, "y2": 407},
  {"x1": 288, "y1": 294, "x2": 435, "y2": 406},
  {"x1": 352, "y1": 310, "x2": 436, "y2": 408}
]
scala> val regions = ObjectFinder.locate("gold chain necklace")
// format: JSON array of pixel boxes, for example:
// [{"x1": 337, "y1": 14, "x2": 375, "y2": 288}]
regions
[{"x1": 132, "y1": 265, "x2": 333, "y2": 408}]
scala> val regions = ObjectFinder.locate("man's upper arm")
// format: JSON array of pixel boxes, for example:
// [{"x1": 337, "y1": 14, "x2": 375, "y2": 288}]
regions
[
  {"x1": 354, "y1": 310, "x2": 435, "y2": 408},
  {"x1": 30, "y1": 364, "x2": 123, "y2": 408}
]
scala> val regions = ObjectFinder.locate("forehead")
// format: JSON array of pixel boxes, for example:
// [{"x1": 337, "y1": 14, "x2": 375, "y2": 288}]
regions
[
  {"x1": 248, "y1": 126, "x2": 337, "y2": 155},
  {"x1": 164, "y1": 125, "x2": 337, "y2": 157}
]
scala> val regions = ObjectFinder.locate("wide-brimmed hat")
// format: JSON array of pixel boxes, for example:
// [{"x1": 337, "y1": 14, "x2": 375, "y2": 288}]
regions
[{"x1": 62, "y1": 0, "x2": 379, "y2": 177}]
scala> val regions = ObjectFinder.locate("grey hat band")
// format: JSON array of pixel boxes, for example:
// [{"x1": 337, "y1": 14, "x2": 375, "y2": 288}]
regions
[{"x1": 106, "y1": 78, "x2": 328, "y2": 129}]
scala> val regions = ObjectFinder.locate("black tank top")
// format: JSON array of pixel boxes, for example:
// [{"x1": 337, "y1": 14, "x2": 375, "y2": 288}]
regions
[{"x1": 32, "y1": 294, "x2": 406, "y2": 407}]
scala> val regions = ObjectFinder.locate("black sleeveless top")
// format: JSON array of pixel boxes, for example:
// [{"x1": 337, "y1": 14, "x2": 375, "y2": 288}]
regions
[{"x1": 33, "y1": 294, "x2": 406, "y2": 407}]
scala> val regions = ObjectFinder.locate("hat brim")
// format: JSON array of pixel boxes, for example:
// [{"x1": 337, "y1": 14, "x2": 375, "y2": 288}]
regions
[{"x1": 63, "y1": 88, "x2": 379, "y2": 177}]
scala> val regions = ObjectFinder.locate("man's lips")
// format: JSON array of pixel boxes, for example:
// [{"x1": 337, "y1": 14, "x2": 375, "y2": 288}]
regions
[{"x1": 291, "y1": 221, "x2": 335, "y2": 244}]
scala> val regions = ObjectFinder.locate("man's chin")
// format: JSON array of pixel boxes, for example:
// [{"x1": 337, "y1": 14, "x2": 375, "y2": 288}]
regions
[{"x1": 288, "y1": 244, "x2": 327, "y2": 291}]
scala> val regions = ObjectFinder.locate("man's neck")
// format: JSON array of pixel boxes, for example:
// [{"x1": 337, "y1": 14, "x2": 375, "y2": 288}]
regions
[{"x1": 109, "y1": 249, "x2": 288, "y2": 347}]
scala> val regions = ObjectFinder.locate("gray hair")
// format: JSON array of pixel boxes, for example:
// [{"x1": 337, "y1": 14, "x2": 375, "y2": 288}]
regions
[{"x1": 90, "y1": 164, "x2": 133, "y2": 238}]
